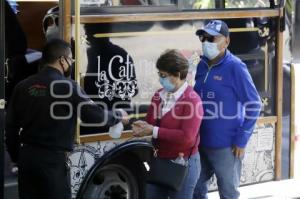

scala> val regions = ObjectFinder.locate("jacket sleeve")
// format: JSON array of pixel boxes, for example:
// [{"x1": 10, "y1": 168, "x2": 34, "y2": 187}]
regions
[
  {"x1": 5, "y1": 86, "x2": 21, "y2": 163},
  {"x1": 157, "y1": 97, "x2": 203, "y2": 149},
  {"x1": 233, "y1": 63, "x2": 262, "y2": 148},
  {"x1": 71, "y1": 82, "x2": 121, "y2": 127}
]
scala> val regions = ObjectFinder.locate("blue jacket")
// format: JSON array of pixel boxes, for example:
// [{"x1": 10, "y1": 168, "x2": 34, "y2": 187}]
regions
[{"x1": 194, "y1": 50, "x2": 261, "y2": 148}]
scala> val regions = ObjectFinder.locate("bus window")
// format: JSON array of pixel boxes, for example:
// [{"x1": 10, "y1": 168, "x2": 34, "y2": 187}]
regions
[
  {"x1": 76, "y1": 16, "x2": 276, "y2": 136},
  {"x1": 80, "y1": 0, "x2": 177, "y2": 7},
  {"x1": 79, "y1": 0, "x2": 276, "y2": 11},
  {"x1": 225, "y1": 0, "x2": 271, "y2": 8},
  {"x1": 191, "y1": 0, "x2": 273, "y2": 10}
]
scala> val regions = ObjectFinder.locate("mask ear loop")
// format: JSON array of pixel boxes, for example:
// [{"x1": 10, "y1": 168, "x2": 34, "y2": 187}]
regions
[{"x1": 63, "y1": 57, "x2": 71, "y2": 69}]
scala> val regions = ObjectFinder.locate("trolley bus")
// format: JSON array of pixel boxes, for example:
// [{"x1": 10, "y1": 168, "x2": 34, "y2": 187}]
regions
[{"x1": 1, "y1": 0, "x2": 299, "y2": 198}]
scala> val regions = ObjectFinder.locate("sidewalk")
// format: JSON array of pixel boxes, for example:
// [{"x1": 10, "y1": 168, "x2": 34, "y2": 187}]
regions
[{"x1": 207, "y1": 179, "x2": 300, "y2": 199}]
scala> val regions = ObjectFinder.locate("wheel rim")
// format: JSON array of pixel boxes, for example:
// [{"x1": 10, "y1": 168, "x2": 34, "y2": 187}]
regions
[{"x1": 83, "y1": 164, "x2": 138, "y2": 199}]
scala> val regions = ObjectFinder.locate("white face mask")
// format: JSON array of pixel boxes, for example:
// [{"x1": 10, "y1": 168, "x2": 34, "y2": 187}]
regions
[
  {"x1": 202, "y1": 41, "x2": 221, "y2": 60},
  {"x1": 45, "y1": 25, "x2": 59, "y2": 42}
]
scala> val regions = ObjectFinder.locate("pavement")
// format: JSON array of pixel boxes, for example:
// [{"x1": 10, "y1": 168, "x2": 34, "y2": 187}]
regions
[
  {"x1": 6, "y1": 178, "x2": 300, "y2": 199},
  {"x1": 207, "y1": 179, "x2": 300, "y2": 199}
]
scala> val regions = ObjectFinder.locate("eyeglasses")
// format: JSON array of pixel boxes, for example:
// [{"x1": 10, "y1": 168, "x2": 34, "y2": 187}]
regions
[
  {"x1": 198, "y1": 35, "x2": 215, "y2": 42},
  {"x1": 157, "y1": 72, "x2": 170, "y2": 78}
]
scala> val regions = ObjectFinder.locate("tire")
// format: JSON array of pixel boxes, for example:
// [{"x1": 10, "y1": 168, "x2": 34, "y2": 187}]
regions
[{"x1": 82, "y1": 164, "x2": 139, "y2": 199}]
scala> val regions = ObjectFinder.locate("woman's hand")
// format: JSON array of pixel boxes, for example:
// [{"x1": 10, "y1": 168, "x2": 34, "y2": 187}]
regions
[{"x1": 132, "y1": 120, "x2": 153, "y2": 137}]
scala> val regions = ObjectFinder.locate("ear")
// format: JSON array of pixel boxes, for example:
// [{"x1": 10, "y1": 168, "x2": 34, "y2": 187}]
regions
[
  {"x1": 59, "y1": 57, "x2": 66, "y2": 67},
  {"x1": 225, "y1": 36, "x2": 230, "y2": 48}
]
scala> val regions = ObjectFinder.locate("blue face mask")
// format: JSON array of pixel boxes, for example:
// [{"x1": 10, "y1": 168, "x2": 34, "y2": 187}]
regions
[
  {"x1": 202, "y1": 41, "x2": 220, "y2": 60},
  {"x1": 159, "y1": 77, "x2": 175, "y2": 92}
]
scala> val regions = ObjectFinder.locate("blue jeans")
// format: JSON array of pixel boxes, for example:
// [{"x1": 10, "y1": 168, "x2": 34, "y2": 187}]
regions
[
  {"x1": 193, "y1": 147, "x2": 242, "y2": 199},
  {"x1": 145, "y1": 152, "x2": 201, "y2": 199}
]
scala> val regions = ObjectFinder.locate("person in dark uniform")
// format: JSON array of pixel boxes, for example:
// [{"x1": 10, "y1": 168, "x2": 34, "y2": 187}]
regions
[{"x1": 5, "y1": 39, "x2": 128, "y2": 199}]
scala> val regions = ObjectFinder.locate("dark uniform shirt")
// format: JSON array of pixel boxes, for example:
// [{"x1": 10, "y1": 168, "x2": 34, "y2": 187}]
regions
[{"x1": 5, "y1": 66, "x2": 121, "y2": 162}]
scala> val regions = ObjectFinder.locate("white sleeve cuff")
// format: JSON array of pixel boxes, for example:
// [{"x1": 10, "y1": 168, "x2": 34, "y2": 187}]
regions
[
  {"x1": 25, "y1": 52, "x2": 42, "y2": 63},
  {"x1": 152, "y1": 127, "x2": 159, "y2": 139}
]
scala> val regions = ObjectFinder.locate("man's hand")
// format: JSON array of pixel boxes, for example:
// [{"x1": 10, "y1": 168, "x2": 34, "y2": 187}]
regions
[
  {"x1": 132, "y1": 120, "x2": 153, "y2": 137},
  {"x1": 232, "y1": 145, "x2": 245, "y2": 158},
  {"x1": 117, "y1": 109, "x2": 129, "y2": 125}
]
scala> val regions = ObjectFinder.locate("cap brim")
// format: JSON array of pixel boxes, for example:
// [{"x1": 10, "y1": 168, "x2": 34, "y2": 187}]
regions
[{"x1": 195, "y1": 28, "x2": 221, "y2": 36}]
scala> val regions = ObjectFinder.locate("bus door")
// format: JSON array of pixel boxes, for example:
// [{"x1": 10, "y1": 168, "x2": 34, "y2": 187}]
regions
[
  {"x1": 3, "y1": 1, "x2": 59, "y2": 198},
  {"x1": 1, "y1": 0, "x2": 6, "y2": 198}
]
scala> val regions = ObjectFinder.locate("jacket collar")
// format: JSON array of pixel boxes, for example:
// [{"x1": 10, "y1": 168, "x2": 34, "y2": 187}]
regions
[
  {"x1": 154, "y1": 85, "x2": 192, "y2": 103},
  {"x1": 159, "y1": 81, "x2": 188, "y2": 102},
  {"x1": 41, "y1": 66, "x2": 64, "y2": 76}
]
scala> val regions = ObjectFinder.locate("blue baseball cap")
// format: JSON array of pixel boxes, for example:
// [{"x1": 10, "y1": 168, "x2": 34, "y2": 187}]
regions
[{"x1": 196, "y1": 20, "x2": 229, "y2": 37}]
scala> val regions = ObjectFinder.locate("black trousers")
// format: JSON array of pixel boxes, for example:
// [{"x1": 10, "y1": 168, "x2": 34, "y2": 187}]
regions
[{"x1": 18, "y1": 145, "x2": 71, "y2": 199}]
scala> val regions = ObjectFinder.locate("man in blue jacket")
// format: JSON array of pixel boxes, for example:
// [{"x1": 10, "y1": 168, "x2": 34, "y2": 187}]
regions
[{"x1": 193, "y1": 20, "x2": 261, "y2": 199}]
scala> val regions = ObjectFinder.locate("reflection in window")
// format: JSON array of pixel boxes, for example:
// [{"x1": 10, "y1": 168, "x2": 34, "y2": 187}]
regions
[
  {"x1": 225, "y1": 0, "x2": 270, "y2": 8},
  {"x1": 192, "y1": 0, "x2": 215, "y2": 9},
  {"x1": 191, "y1": 0, "x2": 271, "y2": 9},
  {"x1": 80, "y1": 0, "x2": 274, "y2": 8},
  {"x1": 80, "y1": 0, "x2": 177, "y2": 6}
]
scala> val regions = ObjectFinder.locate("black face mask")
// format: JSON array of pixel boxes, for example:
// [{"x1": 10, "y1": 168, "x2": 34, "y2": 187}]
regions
[{"x1": 63, "y1": 57, "x2": 73, "y2": 77}]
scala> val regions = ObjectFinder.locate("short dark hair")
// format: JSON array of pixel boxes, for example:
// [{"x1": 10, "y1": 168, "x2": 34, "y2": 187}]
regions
[
  {"x1": 41, "y1": 39, "x2": 71, "y2": 64},
  {"x1": 156, "y1": 49, "x2": 189, "y2": 80}
]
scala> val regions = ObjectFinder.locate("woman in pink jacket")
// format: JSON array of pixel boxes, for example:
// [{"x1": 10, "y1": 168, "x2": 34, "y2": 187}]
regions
[{"x1": 132, "y1": 49, "x2": 203, "y2": 199}]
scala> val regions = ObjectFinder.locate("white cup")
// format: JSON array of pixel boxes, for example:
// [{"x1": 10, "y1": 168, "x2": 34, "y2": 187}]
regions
[{"x1": 108, "y1": 122, "x2": 124, "y2": 139}]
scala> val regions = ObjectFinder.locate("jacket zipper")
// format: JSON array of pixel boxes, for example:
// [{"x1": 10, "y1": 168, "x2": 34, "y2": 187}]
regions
[
  {"x1": 203, "y1": 64, "x2": 216, "y2": 83},
  {"x1": 202, "y1": 51, "x2": 227, "y2": 83}
]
